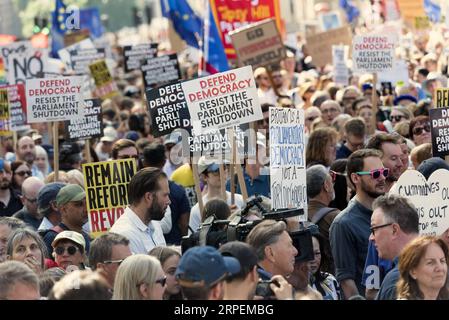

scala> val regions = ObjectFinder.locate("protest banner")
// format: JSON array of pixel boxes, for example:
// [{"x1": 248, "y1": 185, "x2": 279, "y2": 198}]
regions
[
  {"x1": 230, "y1": 18, "x2": 285, "y2": 69},
  {"x1": 319, "y1": 11, "x2": 342, "y2": 31},
  {"x1": 25, "y1": 76, "x2": 84, "y2": 123},
  {"x1": 83, "y1": 158, "x2": 137, "y2": 237},
  {"x1": 0, "y1": 41, "x2": 32, "y2": 75},
  {"x1": 70, "y1": 48, "x2": 106, "y2": 75},
  {"x1": 7, "y1": 48, "x2": 50, "y2": 84},
  {"x1": 64, "y1": 29, "x2": 91, "y2": 47},
  {"x1": 414, "y1": 16, "x2": 431, "y2": 30},
  {"x1": 123, "y1": 43, "x2": 158, "y2": 73},
  {"x1": 146, "y1": 82, "x2": 189, "y2": 138},
  {"x1": 269, "y1": 107, "x2": 307, "y2": 217},
  {"x1": 1, "y1": 84, "x2": 28, "y2": 132},
  {"x1": 391, "y1": 169, "x2": 449, "y2": 236},
  {"x1": 378, "y1": 59, "x2": 409, "y2": 87},
  {"x1": 58, "y1": 38, "x2": 96, "y2": 70},
  {"x1": 332, "y1": 45, "x2": 349, "y2": 86},
  {"x1": 141, "y1": 53, "x2": 181, "y2": 88},
  {"x1": 396, "y1": 0, "x2": 425, "y2": 23},
  {"x1": 210, "y1": 0, "x2": 282, "y2": 61},
  {"x1": 352, "y1": 34, "x2": 396, "y2": 73},
  {"x1": 429, "y1": 107, "x2": 449, "y2": 158},
  {"x1": 181, "y1": 65, "x2": 263, "y2": 132},
  {"x1": 0, "y1": 88, "x2": 10, "y2": 135},
  {"x1": 436, "y1": 88, "x2": 449, "y2": 108},
  {"x1": 0, "y1": 57, "x2": 6, "y2": 84},
  {"x1": 65, "y1": 99, "x2": 103, "y2": 141},
  {"x1": 305, "y1": 26, "x2": 352, "y2": 68},
  {"x1": 89, "y1": 59, "x2": 119, "y2": 100}
]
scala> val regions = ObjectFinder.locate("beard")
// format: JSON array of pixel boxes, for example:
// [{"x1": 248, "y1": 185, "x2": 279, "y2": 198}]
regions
[
  {"x1": 361, "y1": 179, "x2": 385, "y2": 199},
  {"x1": 22, "y1": 152, "x2": 35, "y2": 165},
  {"x1": 147, "y1": 199, "x2": 166, "y2": 221},
  {"x1": 0, "y1": 178, "x2": 11, "y2": 190}
]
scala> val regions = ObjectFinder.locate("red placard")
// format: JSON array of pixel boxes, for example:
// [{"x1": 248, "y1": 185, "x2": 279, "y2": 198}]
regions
[{"x1": 210, "y1": 0, "x2": 282, "y2": 61}]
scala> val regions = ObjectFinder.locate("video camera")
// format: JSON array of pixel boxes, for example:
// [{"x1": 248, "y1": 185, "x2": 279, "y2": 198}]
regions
[{"x1": 181, "y1": 196, "x2": 315, "y2": 264}]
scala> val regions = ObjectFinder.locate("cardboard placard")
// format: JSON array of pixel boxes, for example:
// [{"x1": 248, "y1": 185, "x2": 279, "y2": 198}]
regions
[
  {"x1": 269, "y1": 107, "x2": 307, "y2": 216},
  {"x1": 430, "y1": 107, "x2": 449, "y2": 157},
  {"x1": 123, "y1": 43, "x2": 158, "y2": 73},
  {"x1": 3, "y1": 84, "x2": 28, "y2": 131},
  {"x1": 352, "y1": 35, "x2": 396, "y2": 73},
  {"x1": 230, "y1": 18, "x2": 285, "y2": 69},
  {"x1": 0, "y1": 88, "x2": 8, "y2": 120},
  {"x1": 7, "y1": 48, "x2": 50, "y2": 84},
  {"x1": 414, "y1": 16, "x2": 431, "y2": 29},
  {"x1": 305, "y1": 26, "x2": 352, "y2": 68},
  {"x1": 319, "y1": 11, "x2": 342, "y2": 31},
  {"x1": 332, "y1": 45, "x2": 349, "y2": 86},
  {"x1": 0, "y1": 41, "x2": 32, "y2": 76},
  {"x1": 58, "y1": 38, "x2": 95, "y2": 70},
  {"x1": 396, "y1": 0, "x2": 425, "y2": 22},
  {"x1": 146, "y1": 82, "x2": 189, "y2": 138},
  {"x1": 391, "y1": 169, "x2": 449, "y2": 236},
  {"x1": 70, "y1": 48, "x2": 106, "y2": 75},
  {"x1": 141, "y1": 53, "x2": 181, "y2": 88},
  {"x1": 181, "y1": 65, "x2": 263, "y2": 133},
  {"x1": 89, "y1": 60, "x2": 119, "y2": 100},
  {"x1": 436, "y1": 88, "x2": 449, "y2": 108},
  {"x1": 83, "y1": 159, "x2": 137, "y2": 237},
  {"x1": 65, "y1": 99, "x2": 103, "y2": 141},
  {"x1": 25, "y1": 76, "x2": 84, "y2": 123},
  {"x1": 378, "y1": 59, "x2": 409, "y2": 87},
  {"x1": 64, "y1": 29, "x2": 91, "y2": 47},
  {"x1": 0, "y1": 57, "x2": 6, "y2": 84}
]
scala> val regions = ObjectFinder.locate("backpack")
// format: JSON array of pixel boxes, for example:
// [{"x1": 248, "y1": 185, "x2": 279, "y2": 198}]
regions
[{"x1": 310, "y1": 207, "x2": 335, "y2": 225}]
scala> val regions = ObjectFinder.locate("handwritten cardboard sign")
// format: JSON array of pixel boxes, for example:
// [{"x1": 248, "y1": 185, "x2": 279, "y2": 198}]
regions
[{"x1": 391, "y1": 169, "x2": 449, "y2": 236}]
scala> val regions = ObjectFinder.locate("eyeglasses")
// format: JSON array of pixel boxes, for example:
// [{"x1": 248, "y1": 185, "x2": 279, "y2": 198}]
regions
[
  {"x1": 15, "y1": 170, "x2": 32, "y2": 177},
  {"x1": 103, "y1": 259, "x2": 125, "y2": 265},
  {"x1": 389, "y1": 115, "x2": 405, "y2": 122},
  {"x1": 306, "y1": 116, "x2": 319, "y2": 122},
  {"x1": 356, "y1": 168, "x2": 389, "y2": 179},
  {"x1": 370, "y1": 223, "x2": 393, "y2": 236},
  {"x1": 54, "y1": 245, "x2": 80, "y2": 255},
  {"x1": 412, "y1": 124, "x2": 431, "y2": 136},
  {"x1": 329, "y1": 170, "x2": 347, "y2": 182},
  {"x1": 155, "y1": 276, "x2": 167, "y2": 287},
  {"x1": 23, "y1": 196, "x2": 38, "y2": 203},
  {"x1": 117, "y1": 154, "x2": 139, "y2": 160},
  {"x1": 322, "y1": 108, "x2": 338, "y2": 114}
]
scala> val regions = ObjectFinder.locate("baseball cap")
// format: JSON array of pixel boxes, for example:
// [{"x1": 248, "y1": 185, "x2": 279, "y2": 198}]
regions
[
  {"x1": 51, "y1": 230, "x2": 86, "y2": 251},
  {"x1": 38, "y1": 182, "x2": 66, "y2": 214},
  {"x1": 175, "y1": 246, "x2": 240, "y2": 287},
  {"x1": 101, "y1": 126, "x2": 118, "y2": 143},
  {"x1": 125, "y1": 130, "x2": 139, "y2": 142},
  {"x1": 393, "y1": 94, "x2": 418, "y2": 105},
  {"x1": 56, "y1": 184, "x2": 85, "y2": 206},
  {"x1": 417, "y1": 157, "x2": 449, "y2": 180},
  {"x1": 197, "y1": 156, "x2": 220, "y2": 174},
  {"x1": 219, "y1": 241, "x2": 258, "y2": 279}
]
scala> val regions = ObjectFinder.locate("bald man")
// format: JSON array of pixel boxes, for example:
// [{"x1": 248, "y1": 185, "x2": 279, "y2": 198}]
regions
[
  {"x1": 16, "y1": 136, "x2": 43, "y2": 179},
  {"x1": 320, "y1": 100, "x2": 342, "y2": 127},
  {"x1": 13, "y1": 177, "x2": 45, "y2": 230}
]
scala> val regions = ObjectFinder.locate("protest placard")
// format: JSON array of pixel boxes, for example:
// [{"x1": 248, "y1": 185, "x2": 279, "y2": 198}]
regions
[
  {"x1": 70, "y1": 48, "x2": 106, "y2": 75},
  {"x1": 305, "y1": 26, "x2": 352, "y2": 68},
  {"x1": 352, "y1": 35, "x2": 396, "y2": 73},
  {"x1": 65, "y1": 99, "x2": 103, "y2": 141},
  {"x1": 414, "y1": 16, "x2": 431, "y2": 30},
  {"x1": 0, "y1": 41, "x2": 32, "y2": 75},
  {"x1": 7, "y1": 48, "x2": 50, "y2": 84},
  {"x1": 123, "y1": 43, "x2": 158, "y2": 73},
  {"x1": 146, "y1": 82, "x2": 189, "y2": 137},
  {"x1": 0, "y1": 57, "x2": 6, "y2": 84},
  {"x1": 89, "y1": 59, "x2": 119, "y2": 100},
  {"x1": 319, "y1": 11, "x2": 342, "y2": 31},
  {"x1": 83, "y1": 158, "x2": 137, "y2": 237},
  {"x1": 429, "y1": 107, "x2": 449, "y2": 157},
  {"x1": 332, "y1": 45, "x2": 349, "y2": 86},
  {"x1": 378, "y1": 59, "x2": 409, "y2": 87},
  {"x1": 64, "y1": 29, "x2": 91, "y2": 47},
  {"x1": 25, "y1": 76, "x2": 84, "y2": 123},
  {"x1": 230, "y1": 18, "x2": 285, "y2": 69},
  {"x1": 6, "y1": 84, "x2": 28, "y2": 131},
  {"x1": 269, "y1": 107, "x2": 307, "y2": 216},
  {"x1": 58, "y1": 38, "x2": 95, "y2": 70},
  {"x1": 0, "y1": 87, "x2": 8, "y2": 120},
  {"x1": 391, "y1": 169, "x2": 449, "y2": 236},
  {"x1": 181, "y1": 65, "x2": 262, "y2": 132},
  {"x1": 436, "y1": 88, "x2": 449, "y2": 108},
  {"x1": 210, "y1": 0, "x2": 282, "y2": 61},
  {"x1": 141, "y1": 53, "x2": 180, "y2": 88},
  {"x1": 396, "y1": 0, "x2": 425, "y2": 23}
]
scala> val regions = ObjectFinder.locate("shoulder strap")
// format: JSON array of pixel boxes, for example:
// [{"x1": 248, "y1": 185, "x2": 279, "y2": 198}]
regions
[
  {"x1": 51, "y1": 225, "x2": 64, "y2": 234},
  {"x1": 311, "y1": 207, "x2": 335, "y2": 224}
]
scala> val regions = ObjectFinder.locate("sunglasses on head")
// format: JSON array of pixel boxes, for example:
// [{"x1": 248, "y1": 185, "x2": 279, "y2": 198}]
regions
[
  {"x1": 389, "y1": 115, "x2": 404, "y2": 122},
  {"x1": 54, "y1": 245, "x2": 79, "y2": 255},
  {"x1": 356, "y1": 168, "x2": 389, "y2": 179},
  {"x1": 412, "y1": 124, "x2": 431, "y2": 136},
  {"x1": 155, "y1": 275, "x2": 167, "y2": 287},
  {"x1": 16, "y1": 170, "x2": 32, "y2": 177},
  {"x1": 329, "y1": 170, "x2": 347, "y2": 182}
]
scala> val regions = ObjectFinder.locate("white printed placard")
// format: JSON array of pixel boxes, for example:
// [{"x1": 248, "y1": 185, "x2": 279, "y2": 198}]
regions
[
  {"x1": 352, "y1": 35, "x2": 396, "y2": 73},
  {"x1": 25, "y1": 76, "x2": 84, "y2": 123},
  {"x1": 181, "y1": 65, "x2": 263, "y2": 132},
  {"x1": 332, "y1": 45, "x2": 349, "y2": 86},
  {"x1": 391, "y1": 169, "x2": 449, "y2": 236},
  {"x1": 269, "y1": 107, "x2": 307, "y2": 218}
]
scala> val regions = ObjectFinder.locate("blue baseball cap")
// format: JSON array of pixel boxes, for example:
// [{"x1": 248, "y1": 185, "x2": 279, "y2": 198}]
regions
[
  {"x1": 175, "y1": 246, "x2": 240, "y2": 287},
  {"x1": 38, "y1": 182, "x2": 66, "y2": 215},
  {"x1": 0, "y1": 159, "x2": 4, "y2": 171},
  {"x1": 393, "y1": 94, "x2": 418, "y2": 105}
]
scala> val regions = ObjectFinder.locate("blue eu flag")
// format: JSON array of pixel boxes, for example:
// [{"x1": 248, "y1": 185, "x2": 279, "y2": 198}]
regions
[{"x1": 339, "y1": 0, "x2": 360, "y2": 23}]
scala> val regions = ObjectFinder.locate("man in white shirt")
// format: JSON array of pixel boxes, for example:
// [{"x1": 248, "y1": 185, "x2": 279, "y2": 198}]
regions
[
  {"x1": 189, "y1": 157, "x2": 244, "y2": 233},
  {"x1": 110, "y1": 167, "x2": 171, "y2": 254}
]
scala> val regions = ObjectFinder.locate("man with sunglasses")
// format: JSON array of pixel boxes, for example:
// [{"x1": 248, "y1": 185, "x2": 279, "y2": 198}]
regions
[
  {"x1": 330, "y1": 149, "x2": 387, "y2": 299},
  {"x1": 13, "y1": 177, "x2": 45, "y2": 230},
  {"x1": 43, "y1": 184, "x2": 90, "y2": 258}
]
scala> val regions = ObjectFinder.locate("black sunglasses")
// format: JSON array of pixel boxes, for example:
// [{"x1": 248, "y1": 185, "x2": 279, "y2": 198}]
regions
[
  {"x1": 55, "y1": 245, "x2": 79, "y2": 255},
  {"x1": 15, "y1": 170, "x2": 32, "y2": 177},
  {"x1": 155, "y1": 276, "x2": 167, "y2": 287},
  {"x1": 412, "y1": 124, "x2": 431, "y2": 136},
  {"x1": 389, "y1": 115, "x2": 405, "y2": 122}
]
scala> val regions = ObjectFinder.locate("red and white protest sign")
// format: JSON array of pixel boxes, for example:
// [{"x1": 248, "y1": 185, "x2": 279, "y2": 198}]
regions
[
  {"x1": 25, "y1": 76, "x2": 84, "y2": 123},
  {"x1": 181, "y1": 65, "x2": 262, "y2": 132},
  {"x1": 352, "y1": 34, "x2": 396, "y2": 73}
]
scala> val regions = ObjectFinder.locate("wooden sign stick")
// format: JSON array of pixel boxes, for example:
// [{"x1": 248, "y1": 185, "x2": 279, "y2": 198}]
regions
[
  {"x1": 191, "y1": 160, "x2": 204, "y2": 220},
  {"x1": 85, "y1": 140, "x2": 92, "y2": 163},
  {"x1": 371, "y1": 72, "x2": 378, "y2": 136},
  {"x1": 229, "y1": 128, "x2": 236, "y2": 205},
  {"x1": 219, "y1": 161, "x2": 226, "y2": 201},
  {"x1": 53, "y1": 122, "x2": 59, "y2": 181}
]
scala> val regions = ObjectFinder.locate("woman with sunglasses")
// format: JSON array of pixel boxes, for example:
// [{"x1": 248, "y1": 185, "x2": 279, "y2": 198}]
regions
[
  {"x1": 113, "y1": 254, "x2": 166, "y2": 300},
  {"x1": 6, "y1": 228, "x2": 48, "y2": 275},
  {"x1": 409, "y1": 115, "x2": 431, "y2": 146},
  {"x1": 149, "y1": 246, "x2": 182, "y2": 300},
  {"x1": 389, "y1": 106, "x2": 413, "y2": 128},
  {"x1": 51, "y1": 230, "x2": 87, "y2": 271},
  {"x1": 11, "y1": 160, "x2": 32, "y2": 194}
]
